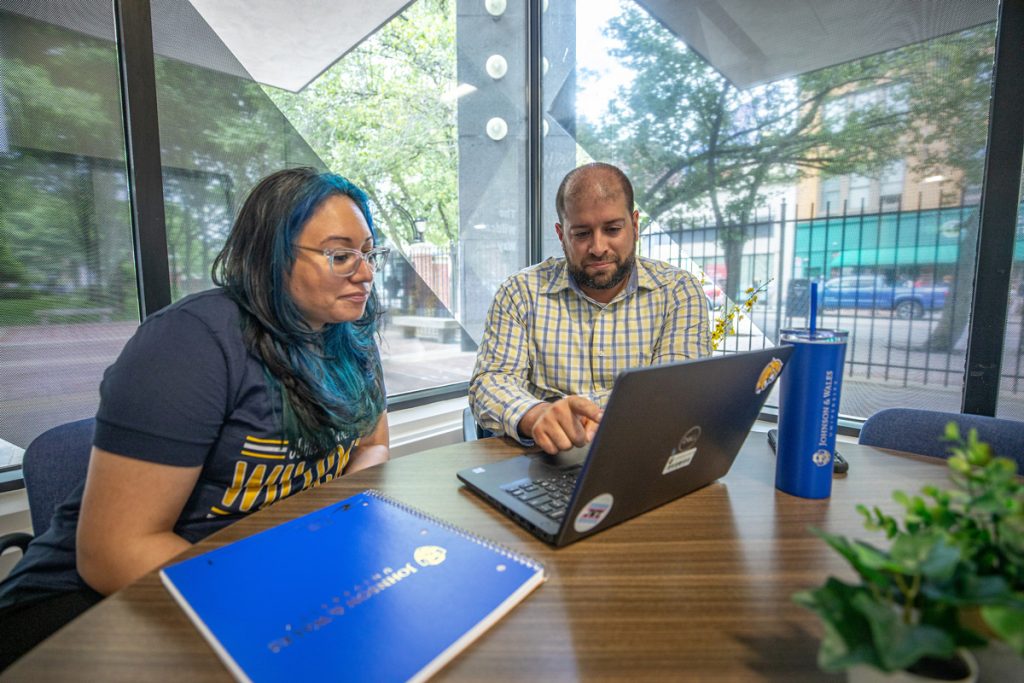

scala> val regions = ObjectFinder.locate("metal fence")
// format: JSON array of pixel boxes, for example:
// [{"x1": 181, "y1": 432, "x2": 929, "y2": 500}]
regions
[
  {"x1": 640, "y1": 199, "x2": 1024, "y2": 399},
  {"x1": 383, "y1": 198, "x2": 1024, "y2": 407}
]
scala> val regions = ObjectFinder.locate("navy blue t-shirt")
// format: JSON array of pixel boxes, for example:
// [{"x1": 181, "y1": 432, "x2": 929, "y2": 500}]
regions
[{"x1": 0, "y1": 289, "x2": 372, "y2": 608}]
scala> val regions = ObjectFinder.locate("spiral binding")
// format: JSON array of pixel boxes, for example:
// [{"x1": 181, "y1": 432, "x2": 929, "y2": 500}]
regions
[{"x1": 363, "y1": 489, "x2": 546, "y2": 574}]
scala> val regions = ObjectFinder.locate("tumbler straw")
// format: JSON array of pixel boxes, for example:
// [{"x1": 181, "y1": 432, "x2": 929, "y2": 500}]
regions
[{"x1": 809, "y1": 282, "x2": 818, "y2": 336}]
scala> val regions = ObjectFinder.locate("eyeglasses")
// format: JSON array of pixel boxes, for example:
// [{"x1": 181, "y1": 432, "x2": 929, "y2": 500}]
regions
[{"x1": 293, "y1": 245, "x2": 391, "y2": 278}]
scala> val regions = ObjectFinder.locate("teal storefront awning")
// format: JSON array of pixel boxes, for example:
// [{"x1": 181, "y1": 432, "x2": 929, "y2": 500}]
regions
[
  {"x1": 798, "y1": 205, "x2": 1024, "y2": 273},
  {"x1": 829, "y1": 244, "x2": 961, "y2": 268}
]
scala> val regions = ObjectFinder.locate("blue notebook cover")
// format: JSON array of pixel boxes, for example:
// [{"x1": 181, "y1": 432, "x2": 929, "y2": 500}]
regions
[{"x1": 160, "y1": 490, "x2": 545, "y2": 683}]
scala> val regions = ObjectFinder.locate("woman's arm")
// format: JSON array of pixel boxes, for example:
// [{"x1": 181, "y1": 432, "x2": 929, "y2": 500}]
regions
[
  {"x1": 346, "y1": 410, "x2": 390, "y2": 474},
  {"x1": 76, "y1": 448, "x2": 202, "y2": 595}
]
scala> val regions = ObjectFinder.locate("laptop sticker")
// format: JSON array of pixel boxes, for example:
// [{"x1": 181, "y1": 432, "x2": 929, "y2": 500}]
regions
[
  {"x1": 663, "y1": 425, "x2": 701, "y2": 474},
  {"x1": 755, "y1": 357, "x2": 785, "y2": 394},
  {"x1": 663, "y1": 448, "x2": 696, "y2": 474},
  {"x1": 573, "y1": 493, "x2": 614, "y2": 533}
]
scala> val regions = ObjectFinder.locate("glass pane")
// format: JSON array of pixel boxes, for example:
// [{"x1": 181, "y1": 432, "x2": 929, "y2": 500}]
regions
[
  {"x1": 268, "y1": 0, "x2": 531, "y2": 392},
  {"x1": 153, "y1": 0, "x2": 530, "y2": 396},
  {"x1": 0, "y1": 4, "x2": 137, "y2": 454},
  {"x1": 151, "y1": 0, "x2": 325, "y2": 303},
  {"x1": 546, "y1": 0, "x2": 999, "y2": 420},
  {"x1": 997, "y1": 168, "x2": 1024, "y2": 419}
]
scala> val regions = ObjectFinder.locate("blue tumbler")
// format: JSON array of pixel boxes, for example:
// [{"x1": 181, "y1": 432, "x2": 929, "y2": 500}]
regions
[{"x1": 775, "y1": 329, "x2": 848, "y2": 499}]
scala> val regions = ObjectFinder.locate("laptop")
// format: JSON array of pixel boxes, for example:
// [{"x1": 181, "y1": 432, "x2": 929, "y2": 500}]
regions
[{"x1": 457, "y1": 346, "x2": 793, "y2": 547}]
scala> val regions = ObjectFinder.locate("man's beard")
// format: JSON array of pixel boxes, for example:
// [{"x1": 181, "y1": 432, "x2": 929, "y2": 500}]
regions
[{"x1": 568, "y1": 250, "x2": 636, "y2": 291}]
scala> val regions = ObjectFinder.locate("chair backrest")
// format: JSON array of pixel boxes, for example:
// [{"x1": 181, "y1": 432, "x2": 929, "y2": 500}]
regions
[
  {"x1": 859, "y1": 408, "x2": 1024, "y2": 467},
  {"x1": 462, "y1": 406, "x2": 494, "y2": 442},
  {"x1": 22, "y1": 418, "x2": 95, "y2": 536}
]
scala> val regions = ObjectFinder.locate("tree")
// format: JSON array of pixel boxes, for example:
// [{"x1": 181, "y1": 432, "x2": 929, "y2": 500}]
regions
[
  {"x1": 2, "y1": 10, "x2": 334, "y2": 313},
  {"x1": 0, "y1": 21, "x2": 125, "y2": 302},
  {"x1": 264, "y1": 0, "x2": 458, "y2": 251},
  {"x1": 579, "y1": 5, "x2": 991, "y2": 303},
  {"x1": 261, "y1": 0, "x2": 460, "y2": 315},
  {"x1": 0, "y1": 226, "x2": 26, "y2": 284}
]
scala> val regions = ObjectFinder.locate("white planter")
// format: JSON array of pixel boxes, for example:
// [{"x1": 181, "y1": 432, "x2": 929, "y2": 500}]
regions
[
  {"x1": 974, "y1": 641, "x2": 1023, "y2": 683},
  {"x1": 848, "y1": 650, "x2": 978, "y2": 683}
]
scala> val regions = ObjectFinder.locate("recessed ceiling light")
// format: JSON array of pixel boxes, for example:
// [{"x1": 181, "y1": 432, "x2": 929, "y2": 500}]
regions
[
  {"x1": 484, "y1": 0, "x2": 506, "y2": 17},
  {"x1": 485, "y1": 55, "x2": 508, "y2": 80},
  {"x1": 486, "y1": 117, "x2": 509, "y2": 141}
]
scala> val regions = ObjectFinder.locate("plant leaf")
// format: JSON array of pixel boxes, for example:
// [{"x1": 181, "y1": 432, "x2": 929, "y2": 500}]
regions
[
  {"x1": 887, "y1": 531, "x2": 959, "y2": 581},
  {"x1": 794, "y1": 579, "x2": 882, "y2": 671},
  {"x1": 981, "y1": 604, "x2": 1024, "y2": 656},
  {"x1": 944, "y1": 421, "x2": 961, "y2": 442},
  {"x1": 853, "y1": 592, "x2": 957, "y2": 671}
]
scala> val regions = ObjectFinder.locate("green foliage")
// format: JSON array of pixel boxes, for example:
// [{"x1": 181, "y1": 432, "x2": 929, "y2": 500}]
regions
[
  {"x1": 794, "y1": 423, "x2": 1024, "y2": 673},
  {"x1": 0, "y1": 228, "x2": 27, "y2": 283},
  {"x1": 0, "y1": 33, "x2": 117, "y2": 156},
  {"x1": 0, "y1": 10, "x2": 323, "y2": 313},
  {"x1": 0, "y1": 15, "x2": 138, "y2": 310},
  {"x1": 264, "y1": 0, "x2": 458, "y2": 249}
]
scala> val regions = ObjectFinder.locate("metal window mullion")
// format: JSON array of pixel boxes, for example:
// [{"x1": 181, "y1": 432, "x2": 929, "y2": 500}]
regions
[
  {"x1": 527, "y1": 0, "x2": 543, "y2": 265},
  {"x1": 113, "y1": 0, "x2": 171, "y2": 319}
]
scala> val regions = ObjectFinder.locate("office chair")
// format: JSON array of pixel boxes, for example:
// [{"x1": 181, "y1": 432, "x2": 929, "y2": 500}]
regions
[
  {"x1": 0, "y1": 418, "x2": 95, "y2": 557},
  {"x1": 859, "y1": 408, "x2": 1023, "y2": 467},
  {"x1": 462, "y1": 407, "x2": 494, "y2": 442}
]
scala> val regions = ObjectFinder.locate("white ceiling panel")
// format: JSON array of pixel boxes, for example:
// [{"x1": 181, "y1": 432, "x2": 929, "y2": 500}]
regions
[
  {"x1": 637, "y1": 0, "x2": 997, "y2": 88},
  {"x1": 188, "y1": 0, "x2": 413, "y2": 91}
]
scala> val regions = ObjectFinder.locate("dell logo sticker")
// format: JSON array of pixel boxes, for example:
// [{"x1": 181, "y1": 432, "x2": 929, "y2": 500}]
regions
[{"x1": 663, "y1": 425, "x2": 701, "y2": 474}]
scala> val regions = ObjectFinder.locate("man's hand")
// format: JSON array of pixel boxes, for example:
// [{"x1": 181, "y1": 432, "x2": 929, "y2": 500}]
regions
[{"x1": 518, "y1": 396, "x2": 603, "y2": 454}]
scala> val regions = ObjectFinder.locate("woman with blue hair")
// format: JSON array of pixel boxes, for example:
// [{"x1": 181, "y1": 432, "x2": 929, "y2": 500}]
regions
[{"x1": 0, "y1": 167, "x2": 391, "y2": 668}]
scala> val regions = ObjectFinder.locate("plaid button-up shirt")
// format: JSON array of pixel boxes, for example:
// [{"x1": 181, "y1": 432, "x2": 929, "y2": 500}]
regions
[{"x1": 469, "y1": 256, "x2": 711, "y2": 443}]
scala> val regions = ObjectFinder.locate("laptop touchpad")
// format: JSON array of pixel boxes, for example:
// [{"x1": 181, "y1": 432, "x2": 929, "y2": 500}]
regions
[{"x1": 533, "y1": 444, "x2": 589, "y2": 469}]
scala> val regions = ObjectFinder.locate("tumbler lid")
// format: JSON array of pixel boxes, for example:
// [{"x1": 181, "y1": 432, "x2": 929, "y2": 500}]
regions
[{"x1": 780, "y1": 328, "x2": 848, "y2": 343}]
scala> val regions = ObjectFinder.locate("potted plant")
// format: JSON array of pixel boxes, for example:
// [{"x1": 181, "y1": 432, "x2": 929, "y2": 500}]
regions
[{"x1": 793, "y1": 423, "x2": 1024, "y2": 682}]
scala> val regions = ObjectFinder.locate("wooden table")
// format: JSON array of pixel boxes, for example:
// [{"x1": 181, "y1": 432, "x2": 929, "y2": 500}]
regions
[{"x1": 5, "y1": 434, "x2": 949, "y2": 682}]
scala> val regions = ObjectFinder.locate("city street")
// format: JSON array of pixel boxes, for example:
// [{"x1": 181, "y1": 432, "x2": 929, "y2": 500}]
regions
[
  {"x1": 734, "y1": 305, "x2": 1024, "y2": 419},
  {"x1": 0, "y1": 321, "x2": 476, "y2": 456}
]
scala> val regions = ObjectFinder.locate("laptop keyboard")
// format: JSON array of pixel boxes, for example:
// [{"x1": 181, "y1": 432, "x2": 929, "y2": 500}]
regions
[{"x1": 504, "y1": 467, "x2": 581, "y2": 521}]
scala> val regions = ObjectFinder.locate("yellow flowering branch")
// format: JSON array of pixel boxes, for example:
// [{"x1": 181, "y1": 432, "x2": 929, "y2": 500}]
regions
[{"x1": 710, "y1": 279, "x2": 773, "y2": 350}]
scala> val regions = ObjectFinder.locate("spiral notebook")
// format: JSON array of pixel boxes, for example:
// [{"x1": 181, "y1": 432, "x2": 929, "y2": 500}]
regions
[{"x1": 160, "y1": 490, "x2": 545, "y2": 683}]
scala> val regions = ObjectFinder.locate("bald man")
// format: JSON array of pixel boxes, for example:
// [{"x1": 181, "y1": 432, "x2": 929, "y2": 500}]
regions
[{"x1": 469, "y1": 162, "x2": 711, "y2": 454}]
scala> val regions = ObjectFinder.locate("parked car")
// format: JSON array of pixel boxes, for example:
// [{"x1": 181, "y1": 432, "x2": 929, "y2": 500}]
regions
[{"x1": 818, "y1": 275, "x2": 947, "y2": 319}]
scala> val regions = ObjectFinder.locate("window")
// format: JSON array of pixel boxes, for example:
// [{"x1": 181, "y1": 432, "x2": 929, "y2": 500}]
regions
[
  {"x1": 997, "y1": 165, "x2": 1024, "y2": 419},
  {"x1": 879, "y1": 161, "x2": 905, "y2": 210},
  {"x1": 547, "y1": 0, "x2": 1002, "y2": 420},
  {"x1": 150, "y1": 0, "x2": 531, "y2": 398},
  {"x1": 1, "y1": 0, "x2": 1019, "y2": 455},
  {"x1": 0, "y1": 5, "x2": 137, "y2": 457},
  {"x1": 848, "y1": 175, "x2": 872, "y2": 212},
  {"x1": 820, "y1": 177, "x2": 841, "y2": 214}
]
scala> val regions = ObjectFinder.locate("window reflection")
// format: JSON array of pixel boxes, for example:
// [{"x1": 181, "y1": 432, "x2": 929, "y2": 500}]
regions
[
  {"x1": 998, "y1": 177, "x2": 1024, "y2": 420},
  {"x1": 0, "y1": 7, "x2": 137, "y2": 450},
  {"x1": 262, "y1": 0, "x2": 532, "y2": 393}
]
